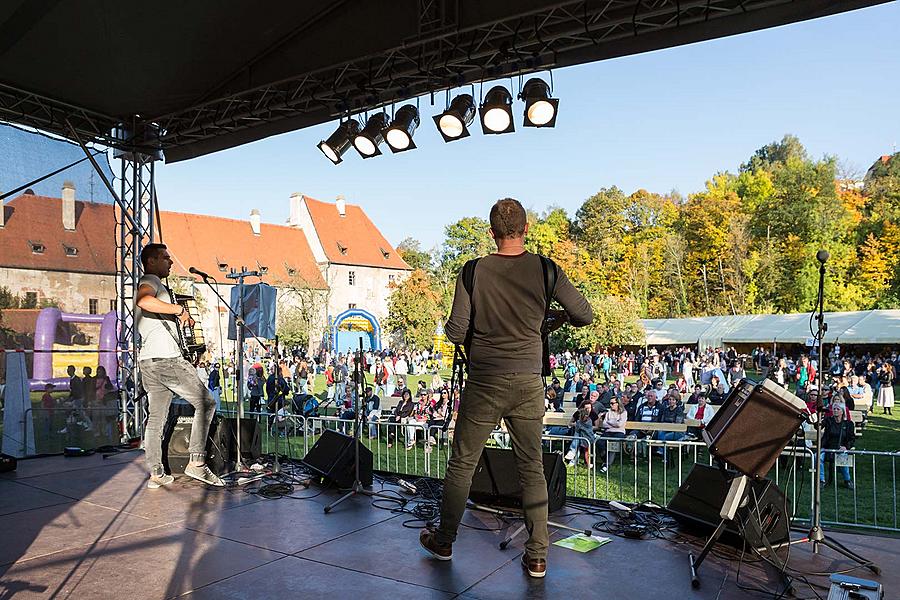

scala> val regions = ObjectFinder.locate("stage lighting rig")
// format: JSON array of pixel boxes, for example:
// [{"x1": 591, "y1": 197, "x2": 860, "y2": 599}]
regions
[
  {"x1": 433, "y1": 94, "x2": 476, "y2": 142},
  {"x1": 318, "y1": 119, "x2": 361, "y2": 164},
  {"x1": 383, "y1": 105, "x2": 420, "y2": 153},
  {"x1": 520, "y1": 78, "x2": 558, "y2": 128},
  {"x1": 479, "y1": 86, "x2": 515, "y2": 134},
  {"x1": 353, "y1": 112, "x2": 390, "y2": 158}
]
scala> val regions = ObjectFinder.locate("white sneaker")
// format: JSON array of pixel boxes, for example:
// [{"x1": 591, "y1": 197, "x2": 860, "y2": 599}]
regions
[
  {"x1": 568, "y1": 459, "x2": 578, "y2": 468},
  {"x1": 147, "y1": 474, "x2": 175, "y2": 489},
  {"x1": 184, "y1": 464, "x2": 225, "y2": 487},
  {"x1": 564, "y1": 450, "x2": 576, "y2": 462}
]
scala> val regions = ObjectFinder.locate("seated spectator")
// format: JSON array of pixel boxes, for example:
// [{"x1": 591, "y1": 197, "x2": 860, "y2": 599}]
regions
[
  {"x1": 634, "y1": 390, "x2": 660, "y2": 439},
  {"x1": 674, "y1": 374, "x2": 687, "y2": 393},
  {"x1": 846, "y1": 375, "x2": 866, "y2": 412},
  {"x1": 564, "y1": 405, "x2": 597, "y2": 467},
  {"x1": 708, "y1": 383, "x2": 726, "y2": 405},
  {"x1": 686, "y1": 395, "x2": 715, "y2": 436},
  {"x1": 387, "y1": 389, "x2": 415, "y2": 448},
  {"x1": 655, "y1": 393, "x2": 686, "y2": 454},
  {"x1": 687, "y1": 384, "x2": 704, "y2": 404},
  {"x1": 820, "y1": 403, "x2": 856, "y2": 490},
  {"x1": 364, "y1": 386, "x2": 380, "y2": 439}
]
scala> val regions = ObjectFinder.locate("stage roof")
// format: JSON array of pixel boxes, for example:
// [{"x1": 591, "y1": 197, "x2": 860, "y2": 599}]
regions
[{"x1": 0, "y1": 0, "x2": 888, "y2": 162}]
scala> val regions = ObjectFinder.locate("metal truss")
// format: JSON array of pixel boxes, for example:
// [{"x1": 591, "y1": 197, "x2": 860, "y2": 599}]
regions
[
  {"x1": 116, "y1": 154, "x2": 156, "y2": 439},
  {"x1": 151, "y1": 0, "x2": 801, "y2": 154}
]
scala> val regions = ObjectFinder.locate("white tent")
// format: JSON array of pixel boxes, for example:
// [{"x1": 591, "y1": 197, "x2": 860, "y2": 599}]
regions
[
  {"x1": 697, "y1": 315, "x2": 758, "y2": 350},
  {"x1": 645, "y1": 317, "x2": 715, "y2": 346},
  {"x1": 836, "y1": 310, "x2": 900, "y2": 344}
]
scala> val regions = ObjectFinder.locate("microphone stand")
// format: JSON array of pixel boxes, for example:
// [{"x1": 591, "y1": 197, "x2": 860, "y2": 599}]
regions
[
  {"x1": 324, "y1": 339, "x2": 394, "y2": 513},
  {"x1": 795, "y1": 252, "x2": 879, "y2": 573},
  {"x1": 195, "y1": 269, "x2": 269, "y2": 475}
]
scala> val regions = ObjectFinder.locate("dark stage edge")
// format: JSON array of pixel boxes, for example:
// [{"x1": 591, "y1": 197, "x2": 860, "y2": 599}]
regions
[{"x1": 1, "y1": 453, "x2": 897, "y2": 599}]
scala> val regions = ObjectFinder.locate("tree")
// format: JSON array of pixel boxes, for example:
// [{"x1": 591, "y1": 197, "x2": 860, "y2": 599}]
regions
[
  {"x1": 386, "y1": 269, "x2": 442, "y2": 349},
  {"x1": 279, "y1": 269, "x2": 330, "y2": 351},
  {"x1": 396, "y1": 237, "x2": 431, "y2": 270},
  {"x1": 440, "y1": 216, "x2": 494, "y2": 274},
  {"x1": 553, "y1": 287, "x2": 643, "y2": 349},
  {"x1": 0, "y1": 286, "x2": 19, "y2": 310}
]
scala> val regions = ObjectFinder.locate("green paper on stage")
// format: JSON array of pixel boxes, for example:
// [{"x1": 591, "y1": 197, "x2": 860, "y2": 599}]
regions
[{"x1": 553, "y1": 534, "x2": 611, "y2": 553}]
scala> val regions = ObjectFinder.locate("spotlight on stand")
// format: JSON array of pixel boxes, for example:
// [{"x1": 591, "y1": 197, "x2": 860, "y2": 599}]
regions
[
  {"x1": 479, "y1": 86, "x2": 515, "y2": 134},
  {"x1": 353, "y1": 112, "x2": 390, "y2": 158},
  {"x1": 383, "y1": 105, "x2": 420, "y2": 153},
  {"x1": 318, "y1": 119, "x2": 361, "y2": 164},
  {"x1": 520, "y1": 78, "x2": 559, "y2": 128},
  {"x1": 433, "y1": 94, "x2": 476, "y2": 142}
]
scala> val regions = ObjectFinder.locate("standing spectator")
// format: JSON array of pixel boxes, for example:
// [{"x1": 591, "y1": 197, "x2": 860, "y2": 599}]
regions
[
  {"x1": 247, "y1": 367, "x2": 264, "y2": 413},
  {"x1": 877, "y1": 363, "x2": 894, "y2": 414},
  {"x1": 364, "y1": 386, "x2": 381, "y2": 439},
  {"x1": 820, "y1": 403, "x2": 855, "y2": 489},
  {"x1": 600, "y1": 398, "x2": 628, "y2": 472},
  {"x1": 40, "y1": 383, "x2": 56, "y2": 437},
  {"x1": 373, "y1": 358, "x2": 390, "y2": 398},
  {"x1": 727, "y1": 361, "x2": 745, "y2": 388},
  {"x1": 207, "y1": 363, "x2": 222, "y2": 411},
  {"x1": 387, "y1": 389, "x2": 415, "y2": 448},
  {"x1": 265, "y1": 368, "x2": 289, "y2": 412},
  {"x1": 334, "y1": 356, "x2": 349, "y2": 406},
  {"x1": 325, "y1": 363, "x2": 335, "y2": 404}
]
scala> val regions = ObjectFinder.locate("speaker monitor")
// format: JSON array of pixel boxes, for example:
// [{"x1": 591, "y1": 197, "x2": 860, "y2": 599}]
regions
[
  {"x1": 222, "y1": 417, "x2": 262, "y2": 464},
  {"x1": 301, "y1": 429, "x2": 373, "y2": 488},
  {"x1": 469, "y1": 448, "x2": 567, "y2": 513},
  {"x1": 162, "y1": 415, "x2": 228, "y2": 476},
  {"x1": 667, "y1": 463, "x2": 790, "y2": 549},
  {"x1": 703, "y1": 378, "x2": 808, "y2": 480}
]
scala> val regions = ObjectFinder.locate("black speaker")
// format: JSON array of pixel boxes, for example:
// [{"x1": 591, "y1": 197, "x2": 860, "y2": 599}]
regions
[
  {"x1": 469, "y1": 448, "x2": 567, "y2": 513},
  {"x1": 221, "y1": 418, "x2": 262, "y2": 464},
  {"x1": 667, "y1": 464, "x2": 791, "y2": 548},
  {"x1": 301, "y1": 429, "x2": 373, "y2": 488},
  {"x1": 162, "y1": 415, "x2": 228, "y2": 475}
]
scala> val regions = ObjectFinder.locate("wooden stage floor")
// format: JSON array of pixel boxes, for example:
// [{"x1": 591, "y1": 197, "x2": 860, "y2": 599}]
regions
[{"x1": 1, "y1": 452, "x2": 896, "y2": 599}]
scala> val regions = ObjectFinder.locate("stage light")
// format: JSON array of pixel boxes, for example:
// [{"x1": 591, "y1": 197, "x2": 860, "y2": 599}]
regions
[
  {"x1": 318, "y1": 119, "x2": 361, "y2": 164},
  {"x1": 383, "y1": 105, "x2": 420, "y2": 153},
  {"x1": 353, "y1": 112, "x2": 390, "y2": 158},
  {"x1": 480, "y1": 86, "x2": 515, "y2": 134},
  {"x1": 520, "y1": 78, "x2": 559, "y2": 127},
  {"x1": 433, "y1": 94, "x2": 476, "y2": 142}
]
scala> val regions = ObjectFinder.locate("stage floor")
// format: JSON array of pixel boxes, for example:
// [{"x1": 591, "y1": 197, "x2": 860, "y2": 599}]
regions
[{"x1": 1, "y1": 453, "x2": 897, "y2": 599}]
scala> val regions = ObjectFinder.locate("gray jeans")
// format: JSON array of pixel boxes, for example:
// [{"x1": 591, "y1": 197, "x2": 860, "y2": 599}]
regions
[{"x1": 141, "y1": 357, "x2": 216, "y2": 476}]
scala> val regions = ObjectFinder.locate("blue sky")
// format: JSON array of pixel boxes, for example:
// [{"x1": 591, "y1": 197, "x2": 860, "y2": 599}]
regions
[{"x1": 154, "y1": 3, "x2": 900, "y2": 251}]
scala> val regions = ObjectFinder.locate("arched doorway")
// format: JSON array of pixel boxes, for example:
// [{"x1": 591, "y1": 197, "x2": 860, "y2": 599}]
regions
[{"x1": 331, "y1": 308, "x2": 381, "y2": 355}]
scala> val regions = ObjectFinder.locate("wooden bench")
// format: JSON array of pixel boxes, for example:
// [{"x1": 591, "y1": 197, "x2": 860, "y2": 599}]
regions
[
  {"x1": 624, "y1": 421, "x2": 687, "y2": 433},
  {"x1": 543, "y1": 412, "x2": 572, "y2": 427}
]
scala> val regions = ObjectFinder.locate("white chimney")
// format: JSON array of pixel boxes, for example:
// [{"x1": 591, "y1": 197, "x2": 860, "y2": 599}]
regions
[
  {"x1": 0, "y1": 197, "x2": 5, "y2": 228},
  {"x1": 250, "y1": 209, "x2": 261, "y2": 235},
  {"x1": 336, "y1": 195, "x2": 346, "y2": 217},
  {"x1": 62, "y1": 181, "x2": 76, "y2": 231},
  {"x1": 288, "y1": 192, "x2": 303, "y2": 227}
]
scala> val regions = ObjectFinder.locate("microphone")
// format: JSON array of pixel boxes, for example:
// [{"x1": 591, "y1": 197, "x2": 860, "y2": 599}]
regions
[
  {"x1": 189, "y1": 266, "x2": 212, "y2": 280},
  {"x1": 816, "y1": 249, "x2": 830, "y2": 263}
]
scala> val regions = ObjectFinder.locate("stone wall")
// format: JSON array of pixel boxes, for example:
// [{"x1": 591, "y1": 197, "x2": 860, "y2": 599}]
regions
[{"x1": 0, "y1": 267, "x2": 116, "y2": 314}]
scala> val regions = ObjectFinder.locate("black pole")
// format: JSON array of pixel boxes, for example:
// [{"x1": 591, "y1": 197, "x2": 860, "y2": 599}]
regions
[{"x1": 810, "y1": 251, "x2": 828, "y2": 552}]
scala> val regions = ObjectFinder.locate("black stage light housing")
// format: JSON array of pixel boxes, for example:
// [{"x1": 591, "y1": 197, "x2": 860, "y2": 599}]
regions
[
  {"x1": 432, "y1": 94, "x2": 476, "y2": 142},
  {"x1": 383, "y1": 105, "x2": 420, "y2": 153},
  {"x1": 479, "y1": 86, "x2": 515, "y2": 134},
  {"x1": 318, "y1": 119, "x2": 361, "y2": 164},
  {"x1": 520, "y1": 78, "x2": 559, "y2": 128},
  {"x1": 353, "y1": 112, "x2": 390, "y2": 158}
]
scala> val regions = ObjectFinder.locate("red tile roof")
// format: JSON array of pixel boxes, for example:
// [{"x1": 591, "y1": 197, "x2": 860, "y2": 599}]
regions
[
  {"x1": 303, "y1": 195, "x2": 411, "y2": 270},
  {"x1": 0, "y1": 194, "x2": 327, "y2": 289},
  {"x1": 159, "y1": 211, "x2": 327, "y2": 289},
  {"x1": 0, "y1": 195, "x2": 116, "y2": 274}
]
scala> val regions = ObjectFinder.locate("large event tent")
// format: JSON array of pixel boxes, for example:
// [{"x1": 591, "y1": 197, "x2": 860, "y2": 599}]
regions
[{"x1": 641, "y1": 310, "x2": 900, "y2": 348}]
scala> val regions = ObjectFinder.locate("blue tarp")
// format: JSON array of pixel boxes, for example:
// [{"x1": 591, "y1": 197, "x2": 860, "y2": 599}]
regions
[{"x1": 0, "y1": 123, "x2": 115, "y2": 203}]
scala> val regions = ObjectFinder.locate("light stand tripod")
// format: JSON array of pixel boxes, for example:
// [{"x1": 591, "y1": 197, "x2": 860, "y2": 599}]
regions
[
  {"x1": 798, "y1": 250, "x2": 879, "y2": 573},
  {"x1": 324, "y1": 340, "x2": 394, "y2": 513}
]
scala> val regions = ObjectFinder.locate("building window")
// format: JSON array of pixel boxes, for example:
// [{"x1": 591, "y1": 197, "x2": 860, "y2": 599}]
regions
[
  {"x1": 23, "y1": 292, "x2": 38, "y2": 309},
  {"x1": 336, "y1": 241, "x2": 348, "y2": 255},
  {"x1": 89, "y1": 299, "x2": 99, "y2": 314},
  {"x1": 348, "y1": 303, "x2": 356, "y2": 309},
  {"x1": 388, "y1": 274, "x2": 395, "y2": 282},
  {"x1": 380, "y1": 247, "x2": 391, "y2": 259},
  {"x1": 63, "y1": 244, "x2": 78, "y2": 257},
  {"x1": 348, "y1": 271, "x2": 356, "y2": 286},
  {"x1": 109, "y1": 299, "x2": 116, "y2": 311},
  {"x1": 29, "y1": 241, "x2": 45, "y2": 254}
]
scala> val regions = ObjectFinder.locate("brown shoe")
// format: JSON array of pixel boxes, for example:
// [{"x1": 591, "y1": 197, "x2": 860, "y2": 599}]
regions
[
  {"x1": 419, "y1": 528, "x2": 452, "y2": 561},
  {"x1": 522, "y1": 554, "x2": 547, "y2": 578}
]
